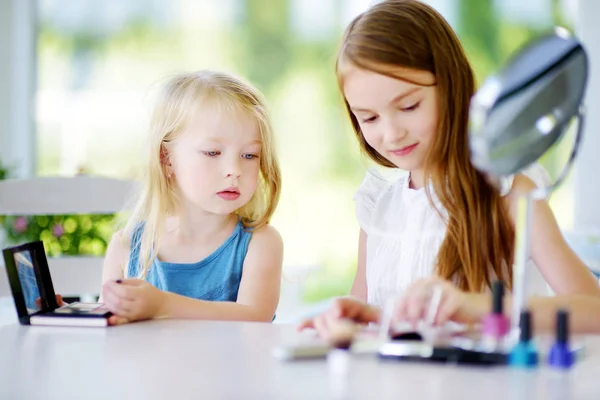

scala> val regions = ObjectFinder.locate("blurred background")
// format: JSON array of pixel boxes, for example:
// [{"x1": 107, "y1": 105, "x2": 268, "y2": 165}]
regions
[{"x1": 0, "y1": 0, "x2": 590, "y2": 310}]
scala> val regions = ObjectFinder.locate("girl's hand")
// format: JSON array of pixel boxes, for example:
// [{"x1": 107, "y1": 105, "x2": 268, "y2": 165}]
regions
[
  {"x1": 35, "y1": 294, "x2": 67, "y2": 310},
  {"x1": 297, "y1": 297, "x2": 381, "y2": 340},
  {"x1": 393, "y1": 276, "x2": 490, "y2": 327},
  {"x1": 101, "y1": 279, "x2": 168, "y2": 323}
]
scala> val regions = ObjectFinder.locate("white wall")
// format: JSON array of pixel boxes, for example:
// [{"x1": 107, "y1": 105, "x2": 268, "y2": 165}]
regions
[
  {"x1": 0, "y1": 0, "x2": 36, "y2": 178},
  {"x1": 574, "y1": 0, "x2": 600, "y2": 230}
]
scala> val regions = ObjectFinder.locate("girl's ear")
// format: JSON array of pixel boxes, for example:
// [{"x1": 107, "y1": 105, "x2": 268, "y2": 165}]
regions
[
  {"x1": 160, "y1": 144, "x2": 171, "y2": 167},
  {"x1": 160, "y1": 144, "x2": 173, "y2": 179}
]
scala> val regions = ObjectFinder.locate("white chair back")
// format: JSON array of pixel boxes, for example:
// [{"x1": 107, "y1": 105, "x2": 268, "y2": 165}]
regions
[{"x1": 0, "y1": 176, "x2": 136, "y2": 298}]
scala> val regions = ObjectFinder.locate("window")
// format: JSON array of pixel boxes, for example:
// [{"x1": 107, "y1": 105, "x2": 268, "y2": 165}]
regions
[{"x1": 35, "y1": 0, "x2": 577, "y2": 303}]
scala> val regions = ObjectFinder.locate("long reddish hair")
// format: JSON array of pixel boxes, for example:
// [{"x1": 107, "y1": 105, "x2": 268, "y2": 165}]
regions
[{"x1": 337, "y1": 0, "x2": 514, "y2": 291}]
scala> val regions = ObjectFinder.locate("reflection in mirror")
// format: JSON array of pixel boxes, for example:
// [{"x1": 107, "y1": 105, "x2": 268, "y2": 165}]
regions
[{"x1": 14, "y1": 250, "x2": 42, "y2": 314}]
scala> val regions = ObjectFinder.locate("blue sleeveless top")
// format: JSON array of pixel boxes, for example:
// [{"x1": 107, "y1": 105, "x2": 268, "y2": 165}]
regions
[{"x1": 127, "y1": 220, "x2": 252, "y2": 302}]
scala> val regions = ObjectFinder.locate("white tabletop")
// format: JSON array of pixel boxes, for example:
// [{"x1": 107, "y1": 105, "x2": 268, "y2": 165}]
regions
[{"x1": 0, "y1": 313, "x2": 599, "y2": 400}]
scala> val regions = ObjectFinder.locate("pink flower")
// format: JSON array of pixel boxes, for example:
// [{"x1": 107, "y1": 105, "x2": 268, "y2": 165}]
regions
[
  {"x1": 13, "y1": 217, "x2": 28, "y2": 233},
  {"x1": 51, "y1": 223, "x2": 64, "y2": 238}
]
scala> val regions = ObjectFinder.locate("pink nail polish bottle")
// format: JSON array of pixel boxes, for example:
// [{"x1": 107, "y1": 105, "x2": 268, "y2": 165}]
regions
[{"x1": 482, "y1": 281, "x2": 510, "y2": 351}]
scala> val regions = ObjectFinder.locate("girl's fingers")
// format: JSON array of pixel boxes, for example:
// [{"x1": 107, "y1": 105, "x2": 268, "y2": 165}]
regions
[
  {"x1": 394, "y1": 277, "x2": 446, "y2": 326},
  {"x1": 297, "y1": 318, "x2": 316, "y2": 331},
  {"x1": 313, "y1": 314, "x2": 333, "y2": 340},
  {"x1": 108, "y1": 315, "x2": 129, "y2": 326},
  {"x1": 102, "y1": 280, "x2": 137, "y2": 301},
  {"x1": 102, "y1": 289, "x2": 135, "y2": 317}
]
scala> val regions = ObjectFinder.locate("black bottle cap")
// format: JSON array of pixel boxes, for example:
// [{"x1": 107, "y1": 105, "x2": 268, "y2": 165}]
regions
[
  {"x1": 556, "y1": 309, "x2": 569, "y2": 345},
  {"x1": 519, "y1": 310, "x2": 532, "y2": 342},
  {"x1": 492, "y1": 281, "x2": 504, "y2": 314}
]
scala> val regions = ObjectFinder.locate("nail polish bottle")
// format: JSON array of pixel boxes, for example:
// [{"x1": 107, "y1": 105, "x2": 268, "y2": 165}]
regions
[
  {"x1": 482, "y1": 281, "x2": 510, "y2": 351},
  {"x1": 509, "y1": 310, "x2": 538, "y2": 367},
  {"x1": 548, "y1": 309, "x2": 573, "y2": 369}
]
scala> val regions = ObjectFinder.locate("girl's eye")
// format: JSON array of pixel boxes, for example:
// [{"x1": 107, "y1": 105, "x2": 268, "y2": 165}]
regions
[
  {"x1": 242, "y1": 153, "x2": 258, "y2": 160},
  {"x1": 401, "y1": 102, "x2": 420, "y2": 112},
  {"x1": 361, "y1": 116, "x2": 378, "y2": 124},
  {"x1": 204, "y1": 151, "x2": 220, "y2": 157}
]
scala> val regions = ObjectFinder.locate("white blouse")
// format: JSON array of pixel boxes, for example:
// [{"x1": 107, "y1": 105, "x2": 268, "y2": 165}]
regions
[{"x1": 354, "y1": 163, "x2": 551, "y2": 309}]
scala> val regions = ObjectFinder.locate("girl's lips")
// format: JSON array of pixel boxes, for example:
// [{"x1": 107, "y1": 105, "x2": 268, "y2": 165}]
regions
[
  {"x1": 217, "y1": 191, "x2": 240, "y2": 201},
  {"x1": 391, "y1": 143, "x2": 418, "y2": 157}
]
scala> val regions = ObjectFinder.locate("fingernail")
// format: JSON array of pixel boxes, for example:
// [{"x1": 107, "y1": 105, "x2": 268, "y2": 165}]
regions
[{"x1": 116, "y1": 279, "x2": 122, "y2": 284}]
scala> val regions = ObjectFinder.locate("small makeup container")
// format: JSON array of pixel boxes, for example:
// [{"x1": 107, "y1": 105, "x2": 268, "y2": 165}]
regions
[
  {"x1": 509, "y1": 309, "x2": 538, "y2": 367},
  {"x1": 548, "y1": 309, "x2": 574, "y2": 369},
  {"x1": 481, "y1": 281, "x2": 510, "y2": 351}
]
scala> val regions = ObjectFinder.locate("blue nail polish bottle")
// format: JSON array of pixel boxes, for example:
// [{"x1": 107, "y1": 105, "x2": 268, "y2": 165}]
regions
[
  {"x1": 509, "y1": 309, "x2": 538, "y2": 367},
  {"x1": 548, "y1": 309, "x2": 573, "y2": 369}
]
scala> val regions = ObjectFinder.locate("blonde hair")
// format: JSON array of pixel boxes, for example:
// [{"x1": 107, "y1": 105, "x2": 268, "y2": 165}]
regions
[{"x1": 124, "y1": 70, "x2": 281, "y2": 278}]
